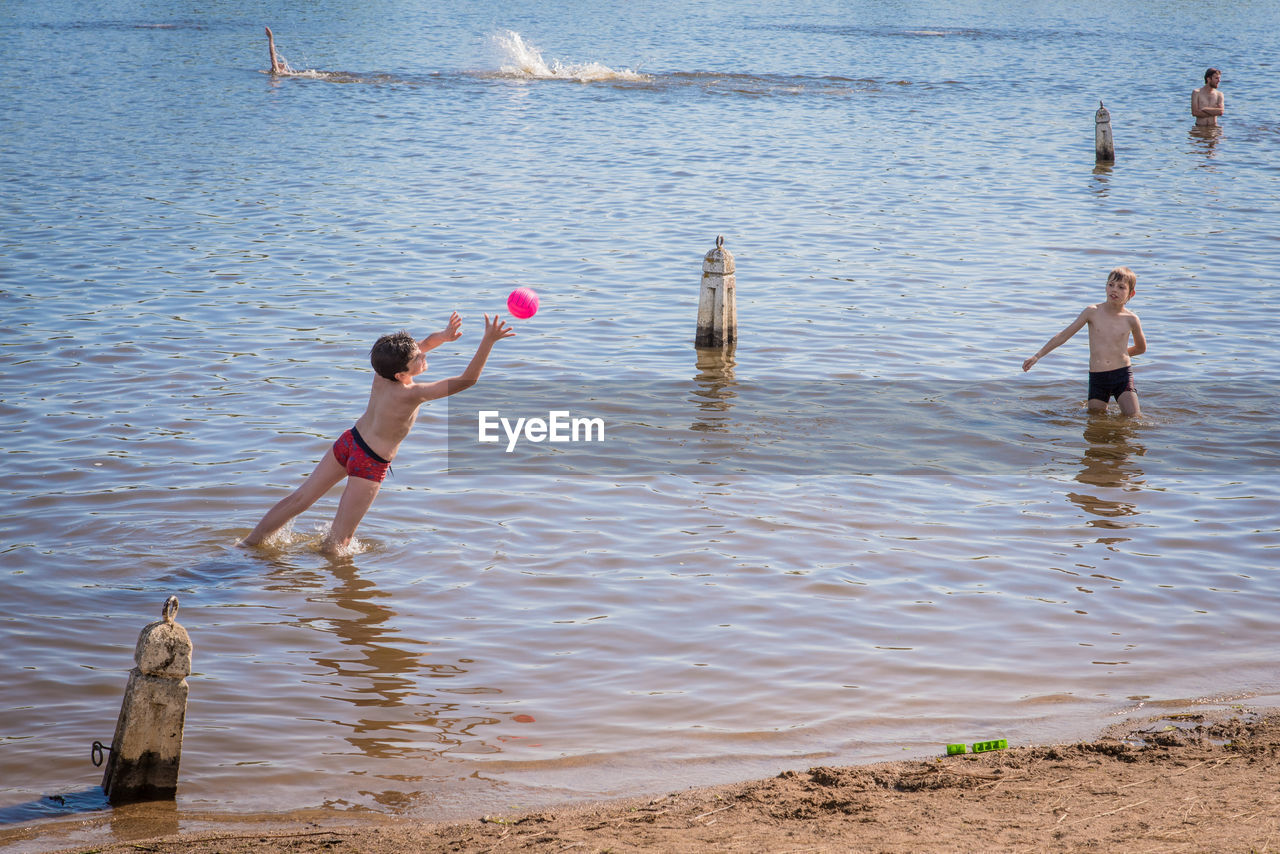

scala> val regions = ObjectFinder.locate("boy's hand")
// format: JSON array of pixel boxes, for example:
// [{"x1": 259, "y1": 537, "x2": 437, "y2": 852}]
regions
[
  {"x1": 441, "y1": 311, "x2": 463, "y2": 342},
  {"x1": 420, "y1": 312, "x2": 464, "y2": 352},
  {"x1": 482, "y1": 313, "x2": 516, "y2": 343},
  {"x1": 1022, "y1": 355, "x2": 1038, "y2": 372}
]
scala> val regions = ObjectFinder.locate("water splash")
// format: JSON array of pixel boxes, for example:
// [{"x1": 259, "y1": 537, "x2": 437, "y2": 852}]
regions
[
  {"x1": 491, "y1": 30, "x2": 649, "y2": 83},
  {"x1": 267, "y1": 59, "x2": 373, "y2": 84},
  {"x1": 238, "y1": 521, "x2": 369, "y2": 556}
]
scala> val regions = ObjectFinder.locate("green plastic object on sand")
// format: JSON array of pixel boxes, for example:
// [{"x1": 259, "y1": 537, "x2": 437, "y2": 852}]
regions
[
  {"x1": 970, "y1": 739, "x2": 1008, "y2": 753},
  {"x1": 945, "y1": 743, "x2": 966, "y2": 755}
]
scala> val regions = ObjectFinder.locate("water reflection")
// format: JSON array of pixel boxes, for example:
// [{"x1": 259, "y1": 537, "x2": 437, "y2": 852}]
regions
[
  {"x1": 111, "y1": 798, "x2": 178, "y2": 844},
  {"x1": 1090, "y1": 161, "x2": 1113, "y2": 197},
  {"x1": 1189, "y1": 125, "x2": 1223, "y2": 159},
  {"x1": 312, "y1": 562, "x2": 423, "y2": 710},
  {"x1": 296, "y1": 560, "x2": 501, "y2": 762},
  {"x1": 1066, "y1": 416, "x2": 1146, "y2": 526},
  {"x1": 689, "y1": 347, "x2": 737, "y2": 434}
]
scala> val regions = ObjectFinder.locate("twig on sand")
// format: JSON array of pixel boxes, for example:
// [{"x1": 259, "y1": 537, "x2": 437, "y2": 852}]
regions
[
  {"x1": 1118, "y1": 755, "x2": 1236, "y2": 790},
  {"x1": 692, "y1": 804, "x2": 735, "y2": 822},
  {"x1": 478, "y1": 827, "x2": 512, "y2": 853},
  {"x1": 977, "y1": 772, "x2": 1028, "y2": 789},
  {"x1": 1062, "y1": 799, "x2": 1150, "y2": 827}
]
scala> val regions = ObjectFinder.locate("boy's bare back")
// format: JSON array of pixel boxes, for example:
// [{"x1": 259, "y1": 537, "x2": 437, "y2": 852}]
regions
[
  {"x1": 354, "y1": 313, "x2": 511, "y2": 462},
  {"x1": 353, "y1": 380, "x2": 431, "y2": 462}
]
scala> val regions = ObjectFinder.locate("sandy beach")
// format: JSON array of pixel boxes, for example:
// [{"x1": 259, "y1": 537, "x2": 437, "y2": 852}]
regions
[{"x1": 5, "y1": 706, "x2": 1273, "y2": 853}]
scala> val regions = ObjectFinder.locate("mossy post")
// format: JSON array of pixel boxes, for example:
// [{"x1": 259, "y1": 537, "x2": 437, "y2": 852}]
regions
[
  {"x1": 102, "y1": 596, "x2": 192, "y2": 805},
  {"x1": 696, "y1": 236, "x2": 736, "y2": 349},
  {"x1": 1095, "y1": 101, "x2": 1115, "y2": 163}
]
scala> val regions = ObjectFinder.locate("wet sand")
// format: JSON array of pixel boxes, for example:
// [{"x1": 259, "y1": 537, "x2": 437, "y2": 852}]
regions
[{"x1": 10, "y1": 706, "x2": 1278, "y2": 853}]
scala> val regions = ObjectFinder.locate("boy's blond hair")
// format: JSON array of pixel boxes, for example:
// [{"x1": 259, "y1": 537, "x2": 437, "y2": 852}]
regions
[{"x1": 1107, "y1": 266, "x2": 1137, "y2": 296}]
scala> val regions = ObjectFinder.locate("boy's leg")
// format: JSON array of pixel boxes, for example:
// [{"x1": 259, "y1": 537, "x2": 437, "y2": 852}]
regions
[
  {"x1": 322, "y1": 475, "x2": 382, "y2": 553},
  {"x1": 1086, "y1": 373, "x2": 1108, "y2": 414},
  {"x1": 242, "y1": 451, "x2": 348, "y2": 546},
  {"x1": 1117, "y1": 390, "x2": 1141, "y2": 417}
]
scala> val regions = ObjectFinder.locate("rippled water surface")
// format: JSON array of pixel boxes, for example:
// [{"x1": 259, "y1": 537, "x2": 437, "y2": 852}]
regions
[{"x1": 2, "y1": 0, "x2": 1279, "y2": 846}]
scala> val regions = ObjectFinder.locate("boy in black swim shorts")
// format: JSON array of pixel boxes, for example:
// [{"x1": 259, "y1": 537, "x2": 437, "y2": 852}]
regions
[
  {"x1": 1022, "y1": 267, "x2": 1147, "y2": 416},
  {"x1": 1087, "y1": 365, "x2": 1136, "y2": 406}
]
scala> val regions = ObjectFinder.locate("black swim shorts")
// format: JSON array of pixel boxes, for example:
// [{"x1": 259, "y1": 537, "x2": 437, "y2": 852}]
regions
[{"x1": 1087, "y1": 365, "x2": 1136, "y2": 402}]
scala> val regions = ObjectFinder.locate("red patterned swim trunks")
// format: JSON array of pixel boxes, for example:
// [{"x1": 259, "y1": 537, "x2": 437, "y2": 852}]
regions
[{"x1": 331, "y1": 426, "x2": 391, "y2": 482}]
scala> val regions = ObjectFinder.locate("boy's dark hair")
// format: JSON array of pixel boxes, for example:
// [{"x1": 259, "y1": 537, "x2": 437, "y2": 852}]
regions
[
  {"x1": 370, "y1": 331, "x2": 416, "y2": 380},
  {"x1": 1204, "y1": 67, "x2": 1219, "y2": 83},
  {"x1": 1107, "y1": 266, "x2": 1137, "y2": 296}
]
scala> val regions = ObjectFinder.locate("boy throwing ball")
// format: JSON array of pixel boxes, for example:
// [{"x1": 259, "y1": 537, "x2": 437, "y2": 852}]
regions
[
  {"x1": 1023, "y1": 267, "x2": 1147, "y2": 416},
  {"x1": 243, "y1": 312, "x2": 514, "y2": 554}
]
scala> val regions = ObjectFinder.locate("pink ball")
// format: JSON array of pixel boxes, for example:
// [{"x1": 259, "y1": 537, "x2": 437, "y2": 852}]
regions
[{"x1": 507, "y1": 287, "x2": 539, "y2": 319}]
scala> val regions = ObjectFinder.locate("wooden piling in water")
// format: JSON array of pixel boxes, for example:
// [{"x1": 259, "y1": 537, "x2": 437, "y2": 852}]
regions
[
  {"x1": 1095, "y1": 101, "x2": 1115, "y2": 162},
  {"x1": 696, "y1": 236, "x2": 736, "y2": 349},
  {"x1": 101, "y1": 596, "x2": 192, "y2": 805}
]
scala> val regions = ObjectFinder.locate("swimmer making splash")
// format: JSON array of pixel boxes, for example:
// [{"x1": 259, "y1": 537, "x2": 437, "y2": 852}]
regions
[{"x1": 265, "y1": 26, "x2": 286, "y2": 75}]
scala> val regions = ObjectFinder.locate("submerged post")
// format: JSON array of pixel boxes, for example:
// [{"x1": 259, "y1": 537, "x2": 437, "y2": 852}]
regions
[
  {"x1": 695, "y1": 236, "x2": 736, "y2": 348},
  {"x1": 101, "y1": 596, "x2": 192, "y2": 804},
  {"x1": 1095, "y1": 101, "x2": 1115, "y2": 162}
]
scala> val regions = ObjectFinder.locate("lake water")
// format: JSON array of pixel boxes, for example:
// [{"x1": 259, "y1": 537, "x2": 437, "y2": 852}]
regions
[{"x1": 2, "y1": 0, "x2": 1279, "y2": 848}]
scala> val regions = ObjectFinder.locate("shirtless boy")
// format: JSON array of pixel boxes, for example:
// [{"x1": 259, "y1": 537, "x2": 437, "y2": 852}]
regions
[
  {"x1": 242, "y1": 312, "x2": 515, "y2": 553},
  {"x1": 1023, "y1": 267, "x2": 1147, "y2": 416},
  {"x1": 1191, "y1": 68, "x2": 1224, "y2": 127}
]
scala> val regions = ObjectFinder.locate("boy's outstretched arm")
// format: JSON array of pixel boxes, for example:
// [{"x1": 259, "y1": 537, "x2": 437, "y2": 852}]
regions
[
  {"x1": 412, "y1": 314, "x2": 515, "y2": 402},
  {"x1": 1023, "y1": 307, "x2": 1091, "y2": 372},
  {"x1": 419, "y1": 311, "x2": 463, "y2": 353}
]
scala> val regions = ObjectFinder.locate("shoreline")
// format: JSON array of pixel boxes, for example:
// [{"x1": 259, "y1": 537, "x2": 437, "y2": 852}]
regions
[{"x1": 5, "y1": 705, "x2": 1277, "y2": 853}]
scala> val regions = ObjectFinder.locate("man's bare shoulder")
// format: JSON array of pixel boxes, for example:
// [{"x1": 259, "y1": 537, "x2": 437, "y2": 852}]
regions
[{"x1": 1193, "y1": 85, "x2": 1223, "y2": 105}]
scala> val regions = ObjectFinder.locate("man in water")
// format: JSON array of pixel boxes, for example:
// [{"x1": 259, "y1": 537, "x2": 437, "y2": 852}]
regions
[{"x1": 1191, "y1": 68, "x2": 1224, "y2": 127}]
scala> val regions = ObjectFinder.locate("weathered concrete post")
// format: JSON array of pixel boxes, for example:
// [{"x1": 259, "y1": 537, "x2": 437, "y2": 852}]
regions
[
  {"x1": 1095, "y1": 101, "x2": 1115, "y2": 163},
  {"x1": 695, "y1": 236, "x2": 736, "y2": 349},
  {"x1": 102, "y1": 596, "x2": 192, "y2": 804}
]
